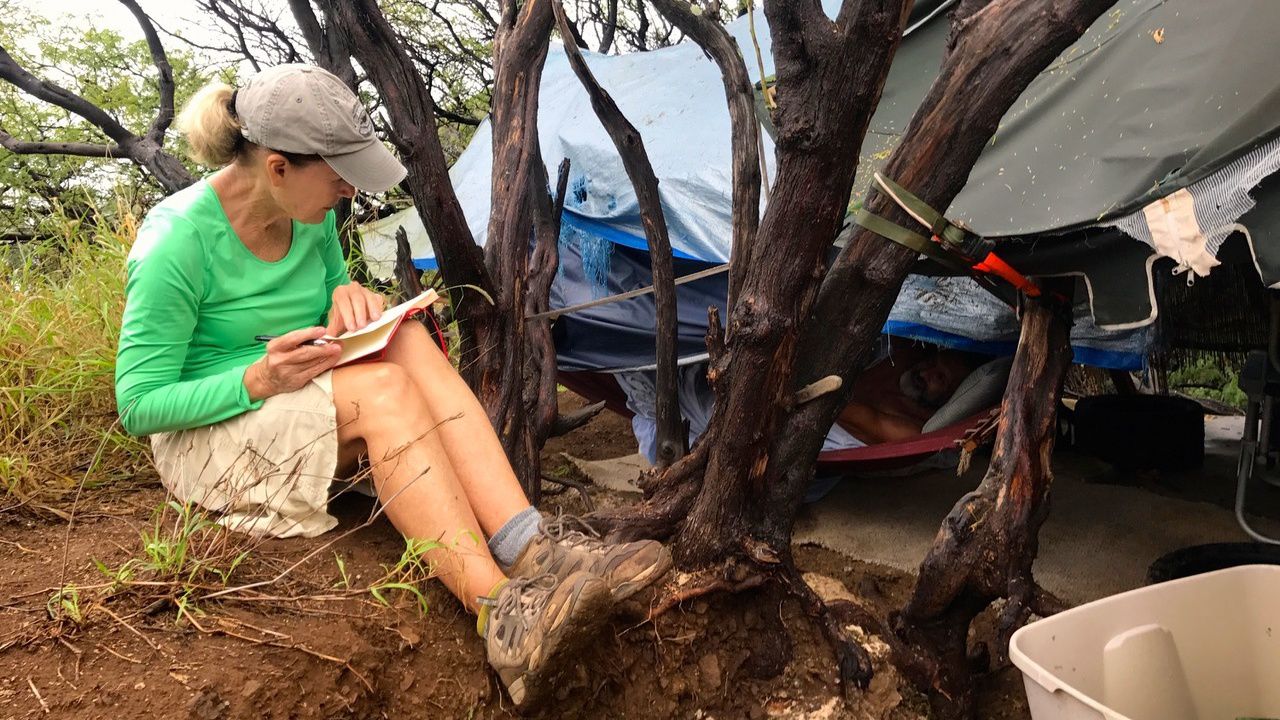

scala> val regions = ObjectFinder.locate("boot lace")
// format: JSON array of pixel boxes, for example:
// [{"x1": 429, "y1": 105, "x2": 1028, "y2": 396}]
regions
[
  {"x1": 478, "y1": 573, "x2": 557, "y2": 647},
  {"x1": 538, "y1": 511, "x2": 606, "y2": 553}
]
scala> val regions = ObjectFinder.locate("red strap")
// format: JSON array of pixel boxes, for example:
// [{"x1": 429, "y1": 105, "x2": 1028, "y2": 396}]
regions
[{"x1": 424, "y1": 309, "x2": 448, "y2": 354}]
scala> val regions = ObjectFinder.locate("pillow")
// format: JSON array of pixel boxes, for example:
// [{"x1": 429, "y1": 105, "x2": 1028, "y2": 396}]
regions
[{"x1": 921, "y1": 355, "x2": 1013, "y2": 433}]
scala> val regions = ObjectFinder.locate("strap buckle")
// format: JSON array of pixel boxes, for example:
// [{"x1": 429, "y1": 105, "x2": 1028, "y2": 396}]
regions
[{"x1": 854, "y1": 172, "x2": 1044, "y2": 300}]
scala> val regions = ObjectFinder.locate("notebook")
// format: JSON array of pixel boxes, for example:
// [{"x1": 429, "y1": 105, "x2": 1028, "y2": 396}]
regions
[{"x1": 326, "y1": 289, "x2": 440, "y2": 366}]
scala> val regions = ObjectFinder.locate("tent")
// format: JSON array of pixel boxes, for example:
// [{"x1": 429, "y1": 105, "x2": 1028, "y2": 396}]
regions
[{"x1": 367, "y1": 0, "x2": 1277, "y2": 374}]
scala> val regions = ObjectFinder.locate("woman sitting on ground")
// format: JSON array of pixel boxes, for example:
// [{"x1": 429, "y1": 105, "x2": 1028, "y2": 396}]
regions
[{"x1": 113, "y1": 64, "x2": 671, "y2": 708}]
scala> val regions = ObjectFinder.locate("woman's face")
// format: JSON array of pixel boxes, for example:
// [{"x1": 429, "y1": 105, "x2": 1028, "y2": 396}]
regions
[{"x1": 263, "y1": 152, "x2": 356, "y2": 224}]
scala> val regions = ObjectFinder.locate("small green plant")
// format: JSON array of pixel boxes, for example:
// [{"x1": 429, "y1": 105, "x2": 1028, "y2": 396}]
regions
[
  {"x1": 46, "y1": 585, "x2": 85, "y2": 625},
  {"x1": 333, "y1": 552, "x2": 351, "y2": 589},
  {"x1": 93, "y1": 556, "x2": 136, "y2": 590},
  {"x1": 140, "y1": 500, "x2": 215, "y2": 577},
  {"x1": 92, "y1": 498, "x2": 254, "y2": 616},
  {"x1": 367, "y1": 536, "x2": 445, "y2": 616},
  {"x1": 174, "y1": 590, "x2": 202, "y2": 623},
  {"x1": 368, "y1": 581, "x2": 431, "y2": 615}
]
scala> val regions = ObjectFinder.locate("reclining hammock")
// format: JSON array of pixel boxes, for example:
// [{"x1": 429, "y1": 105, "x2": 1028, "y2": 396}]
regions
[{"x1": 557, "y1": 369, "x2": 1001, "y2": 474}]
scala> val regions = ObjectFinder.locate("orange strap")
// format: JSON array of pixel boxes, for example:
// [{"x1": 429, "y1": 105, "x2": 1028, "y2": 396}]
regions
[{"x1": 971, "y1": 252, "x2": 1041, "y2": 297}]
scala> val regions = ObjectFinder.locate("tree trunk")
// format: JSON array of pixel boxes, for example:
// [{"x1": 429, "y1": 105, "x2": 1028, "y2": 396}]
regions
[
  {"x1": 322, "y1": 0, "x2": 563, "y2": 497},
  {"x1": 287, "y1": 0, "x2": 365, "y2": 283},
  {"x1": 480, "y1": 0, "x2": 558, "y2": 497},
  {"x1": 893, "y1": 278, "x2": 1075, "y2": 719},
  {"x1": 748, "y1": 0, "x2": 1119, "y2": 555},
  {"x1": 319, "y1": 0, "x2": 496, "y2": 383},
  {"x1": 666, "y1": 0, "x2": 912, "y2": 565}
]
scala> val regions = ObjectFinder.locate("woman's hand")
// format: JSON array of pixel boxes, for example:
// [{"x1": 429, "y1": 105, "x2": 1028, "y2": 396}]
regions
[
  {"x1": 244, "y1": 327, "x2": 343, "y2": 401},
  {"x1": 327, "y1": 282, "x2": 385, "y2": 337}
]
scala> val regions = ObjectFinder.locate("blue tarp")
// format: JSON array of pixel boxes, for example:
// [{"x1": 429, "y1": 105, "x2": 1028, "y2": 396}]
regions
[{"x1": 408, "y1": 0, "x2": 1178, "y2": 370}]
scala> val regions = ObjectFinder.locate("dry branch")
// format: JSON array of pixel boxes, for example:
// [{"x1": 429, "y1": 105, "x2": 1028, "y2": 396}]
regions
[
  {"x1": 526, "y1": 158, "x2": 572, "y2": 455},
  {"x1": 0, "y1": 39, "x2": 193, "y2": 192},
  {"x1": 552, "y1": 0, "x2": 684, "y2": 467},
  {"x1": 117, "y1": 0, "x2": 177, "y2": 144},
  {"x1": 287, "y1": 0, "x2": 356, "y2": 87},
  {"x1": 648, "y1": 0, "x2": 761, "y2": 309}
]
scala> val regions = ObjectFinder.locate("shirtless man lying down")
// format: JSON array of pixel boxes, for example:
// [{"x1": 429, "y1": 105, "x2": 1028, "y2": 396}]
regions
[{"x1": 836, "y1": 346, "x2": 986, "y2": 444}]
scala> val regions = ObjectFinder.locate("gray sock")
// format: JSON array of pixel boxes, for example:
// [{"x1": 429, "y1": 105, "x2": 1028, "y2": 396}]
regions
[{"x1": 488, "y1": 506, "x2": 542, "y2": 569}]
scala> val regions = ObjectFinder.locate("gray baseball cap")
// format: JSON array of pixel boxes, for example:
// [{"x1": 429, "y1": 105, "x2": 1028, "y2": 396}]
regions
[{"x1": 235, "y1": 64, "x2": 407, "y2": 193}]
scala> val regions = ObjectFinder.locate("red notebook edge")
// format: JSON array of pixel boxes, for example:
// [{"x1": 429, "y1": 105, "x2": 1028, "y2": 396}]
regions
[{"x1": 334, "y1": 305, "x2": 447, "y2": 368}]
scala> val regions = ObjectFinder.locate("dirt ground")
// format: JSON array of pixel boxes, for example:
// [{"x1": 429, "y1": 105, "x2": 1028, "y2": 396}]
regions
[{"x1": 0, "y1": 392, "x2": 1030, "y2": 719}]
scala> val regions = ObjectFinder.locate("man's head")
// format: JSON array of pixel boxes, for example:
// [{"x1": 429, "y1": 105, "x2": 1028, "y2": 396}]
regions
[{"x1": 898, "y1": 350, "x2": 984, "y2": 409}]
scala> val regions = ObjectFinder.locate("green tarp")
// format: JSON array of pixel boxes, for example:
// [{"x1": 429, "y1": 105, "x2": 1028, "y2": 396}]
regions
[{"x1": 850, "y1": 0, "x2": 1280, "y2": 331}]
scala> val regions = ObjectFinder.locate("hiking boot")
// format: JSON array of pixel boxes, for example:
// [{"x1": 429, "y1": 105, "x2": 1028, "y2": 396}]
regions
[
  {"x1": 508, "y1": 513, "x2": 673, "y2": 600},
  {"x1": 481, "y1": 571, "x2": 611, "y2": 708}
]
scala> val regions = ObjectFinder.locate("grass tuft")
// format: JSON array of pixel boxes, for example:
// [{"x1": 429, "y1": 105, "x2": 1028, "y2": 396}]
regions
[{"x1": 1, "y1": 199, "x2": 151, "y2": 505}]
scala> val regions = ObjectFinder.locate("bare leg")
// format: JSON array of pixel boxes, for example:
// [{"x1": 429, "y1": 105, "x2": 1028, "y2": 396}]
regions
[
  {"x1": 332, "y1": 361, "x2": 505, "y2": 612},
  {"x1": 382, "y1": 321, "x2": 532, "y2": 535}
]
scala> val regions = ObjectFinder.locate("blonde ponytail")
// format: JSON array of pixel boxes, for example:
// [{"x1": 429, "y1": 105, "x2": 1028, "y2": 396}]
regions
[{"x1": 176, "y1": 81, "x2": 244, "y2": 167}]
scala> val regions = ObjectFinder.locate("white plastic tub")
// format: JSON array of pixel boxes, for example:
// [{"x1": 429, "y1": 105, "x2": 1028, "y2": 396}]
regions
[{"x1": 1009, "y1": 565, "x2": 1280, "y2": 720}]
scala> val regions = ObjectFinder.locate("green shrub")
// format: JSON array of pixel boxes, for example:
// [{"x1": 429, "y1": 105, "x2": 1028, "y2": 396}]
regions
[{"x1": 1168, "y1": 355, "x2": 1247, "y2": 410}]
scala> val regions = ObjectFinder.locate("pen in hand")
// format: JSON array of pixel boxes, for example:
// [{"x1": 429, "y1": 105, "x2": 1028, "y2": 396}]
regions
[{"x1": 254, "y1": 334, "x2": 331, "y2": 347}]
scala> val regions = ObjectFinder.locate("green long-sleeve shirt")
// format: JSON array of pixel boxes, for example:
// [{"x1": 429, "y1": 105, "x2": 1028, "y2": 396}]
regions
[{"x1": 114, "y1": 180, "x2": 349, "y2": 436}]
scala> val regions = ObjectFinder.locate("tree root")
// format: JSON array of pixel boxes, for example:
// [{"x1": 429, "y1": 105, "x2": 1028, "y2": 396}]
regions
[
  {"x1": 548, "y1": 400, "x2": 606, "y2": 438},
  {"x1": 588, "y1": 442, "x2": 708, "y2": 542},
  {"x1": 588, "y1": 478, "x2": 698, "y2": 544},
  {"x1": 783, "y1": 566, "x2": 874, "y2": 694},
  {"x1": 644, "y1": 563, "x2": 767, "y2": 621},
  {"x1": 638, "y1": 554, "x2": 874, "y2": 696},
  {"x1": 992, "y1": 578, "x2": 1067, "y2": 667}
]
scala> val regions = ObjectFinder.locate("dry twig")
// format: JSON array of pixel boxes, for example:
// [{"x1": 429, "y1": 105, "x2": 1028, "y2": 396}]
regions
[
  {"x1": 96, "y1": 643, "x2": 142, "y2": 664},
  {"x1": 27, "y1": 677, "x2": 49, "y2": 714},
  {"x1": 96, "y1": 604, "x2": 160, "y2": 651}
]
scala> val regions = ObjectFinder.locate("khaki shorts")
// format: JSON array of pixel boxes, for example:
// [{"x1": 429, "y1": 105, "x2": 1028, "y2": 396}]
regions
[{"x1": 150, "y1": 372, "x2": 341, "y2": 538}]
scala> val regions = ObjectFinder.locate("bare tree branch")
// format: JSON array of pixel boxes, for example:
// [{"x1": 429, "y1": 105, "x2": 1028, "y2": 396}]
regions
[
  {"x1": 287, "y1": 0, "x2": 355, "y2": 86},
  {"x1": 0, "y1": 129, "x2": 121, "y2": 158},
  {"x1": 0, "y1": 43, "x2": 193, "y2": 192},
  {"x1": 433, "y1": 105, "x2": 483, "y2": 126},
  {"x1": 196, "y1": 0, "x2": 305, "y2": 69},
  {"x1": 597, "y1": 0, "x2": 617, "y2": 53},
  {"x1": 552, "y1": 0, "x2": 684, "y2": 466},
  {"x1": 117, "y1": 0, "x2": 177, "y2": 144},
  {"x1": 457, "y1": 0, "x2": 500, "y2": 32},
  {"x1": 0, "y1": 45, "x2": 135, "y2": 145},
  {"x1": 425, "y1": 0, "x2": 495, "y2": 71},
  {"x1": 202, "y1": 1, "x2": 265, "y2": 69},
  {"x1": 525, "y1": 157, "x2": 569, "y2": 450},
  {"x1": 559, "y1": 8, "x2": 590, "y2": 49},
  {"x1": 650, "y1": 0, "x2": 760, "y2": 310},
  {"x1": 151, "y1": 20, "x2": 250, "y2": 65}
]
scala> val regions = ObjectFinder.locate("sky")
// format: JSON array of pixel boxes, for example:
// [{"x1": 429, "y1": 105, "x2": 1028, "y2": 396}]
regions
[{"x1": 18, "y1": 0, "x2": 287, "y2": 49}]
